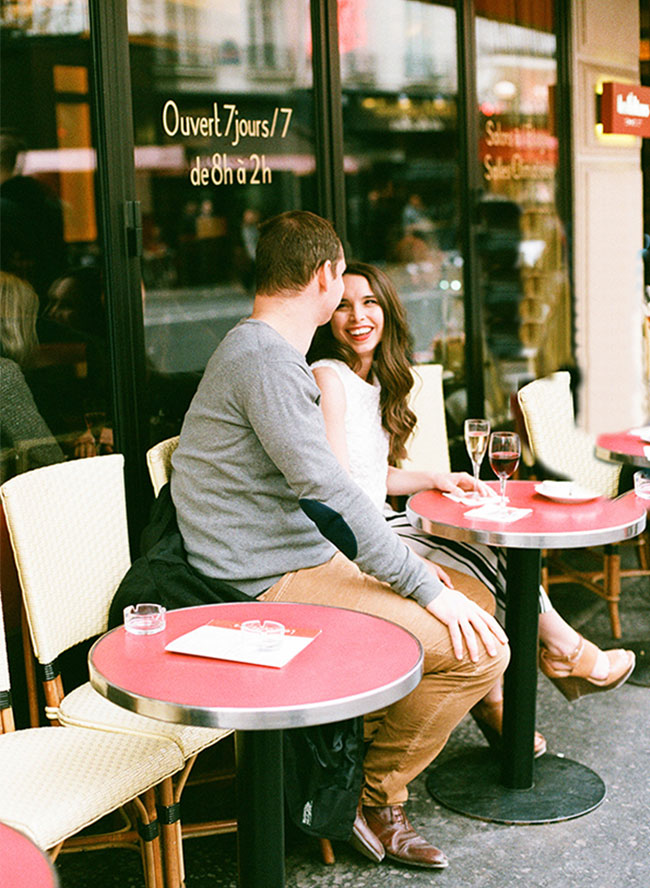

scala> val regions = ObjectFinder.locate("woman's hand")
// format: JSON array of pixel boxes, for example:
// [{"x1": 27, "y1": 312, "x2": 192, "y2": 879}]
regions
[
  {"x1": 425, "y1": 586, "x2": 509, "y2": 662},
  {"x1": 431, "y1": 471, "x2": 496, "y2": 499}
]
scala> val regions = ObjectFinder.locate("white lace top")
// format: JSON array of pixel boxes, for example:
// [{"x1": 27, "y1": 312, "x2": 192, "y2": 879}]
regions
[{"x1": 310, "y1": 359, "x2": 389, "y2": 512}]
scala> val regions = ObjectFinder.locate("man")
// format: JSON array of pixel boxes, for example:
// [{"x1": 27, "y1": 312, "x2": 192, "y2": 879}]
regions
[{"x1": 171, "y1": 210, "x2": 509, "y2": 869}]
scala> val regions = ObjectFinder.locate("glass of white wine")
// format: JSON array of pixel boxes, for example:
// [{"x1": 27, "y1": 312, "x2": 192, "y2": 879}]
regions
[{"x1": 464, "y1": 419, "x2": 490, "y2": 500}]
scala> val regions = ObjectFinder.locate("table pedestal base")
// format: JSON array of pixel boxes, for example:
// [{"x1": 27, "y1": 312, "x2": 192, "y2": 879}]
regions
[{"x1": 426, "y1": 749, "x2": 605, "y2": 824}]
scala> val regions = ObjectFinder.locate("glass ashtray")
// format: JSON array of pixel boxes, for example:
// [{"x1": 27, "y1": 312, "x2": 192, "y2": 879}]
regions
[
  {"x1": 240, "y1": 619, "x2": 285, "y2": 650},
  {"x1": 124, "y1": 603, "x2": 166, "y2": 635},
  {"x1": 634, "y1": 470, "x2": 650, "y2": 500}
]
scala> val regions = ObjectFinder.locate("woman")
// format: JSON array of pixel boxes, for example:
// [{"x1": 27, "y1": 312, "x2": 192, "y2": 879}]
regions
[
  {"x1": 308, "y1": 261, "x2": 635, "y2": 756},
  {"x1": 0, "y1": 271, "x2": 64, "y2": 482}
]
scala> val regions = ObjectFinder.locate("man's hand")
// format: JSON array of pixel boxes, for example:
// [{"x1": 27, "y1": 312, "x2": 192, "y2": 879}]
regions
[
  {"x1": 431, "y1": 471, "x2": 497, "y2": 499},
  {"x1": 425, "y1": 586, "x2": 508, "y2": 662}
]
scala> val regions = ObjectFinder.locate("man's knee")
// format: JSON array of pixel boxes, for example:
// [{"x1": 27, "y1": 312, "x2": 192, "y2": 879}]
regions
[{"x1": 445, "y1": 567, "x2": 495, "y2": 615}]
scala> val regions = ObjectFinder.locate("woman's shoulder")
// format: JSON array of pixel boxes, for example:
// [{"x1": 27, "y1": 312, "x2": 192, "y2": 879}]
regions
[{"x1": 310, "y1": 358, "x2": 353, "y2": 379}]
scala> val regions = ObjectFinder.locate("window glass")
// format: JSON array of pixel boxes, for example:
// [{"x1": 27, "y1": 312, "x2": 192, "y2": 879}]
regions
[
  {"x1": 475, "y1": 5, "x2": 571, "y2": 424},
  {"x1": 127, "y1": 0, "x2": 317, "y2": 444},
  {"x1": 338, "y1": 0, "x2": 466, "y2": 440},
  {"x1": 1, "y1": 3, "x2": 111, "y2": 487}
]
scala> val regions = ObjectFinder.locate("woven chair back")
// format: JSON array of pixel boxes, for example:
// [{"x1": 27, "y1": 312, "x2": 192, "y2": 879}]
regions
[
  {"x1": 517, "y1": 372, "x2": 620, "y2": 497},
  {"x1": 0, "y1": 455, "x2": 131, "y2": 665},
  {"x1": 401, "y1": 364, "x2": 451, "y2": 475},
  {"x1": 146, "y1": 436, "x2": 180, "y2": 497}
]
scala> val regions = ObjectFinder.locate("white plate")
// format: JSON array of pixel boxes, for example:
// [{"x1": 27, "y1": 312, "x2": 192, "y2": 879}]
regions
[{"x1": 534, "y1": 481, "x2": 600, "y2": 504}]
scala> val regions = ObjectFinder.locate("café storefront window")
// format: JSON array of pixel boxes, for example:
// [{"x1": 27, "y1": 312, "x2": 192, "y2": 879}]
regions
[
  {"x1": 1, "y1": 0, "x2": 575, "y2": 493},
  {"x1": 127, "y1": 0, "x2": 318, "y2": 444}
]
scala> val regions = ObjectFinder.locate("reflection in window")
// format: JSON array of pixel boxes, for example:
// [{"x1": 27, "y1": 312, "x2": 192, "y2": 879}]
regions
[{"x1": 476, "y1": 7, "x2": 571, "y2": 424}]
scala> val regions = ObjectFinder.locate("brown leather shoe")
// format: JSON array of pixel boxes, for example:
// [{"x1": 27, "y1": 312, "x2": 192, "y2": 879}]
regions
[
  {"x1": 350, "y1": 804, "x2": 385, "y2": 862},
  {"x1": 362, "y1": 805, "x2": 449, "y2": 869}
]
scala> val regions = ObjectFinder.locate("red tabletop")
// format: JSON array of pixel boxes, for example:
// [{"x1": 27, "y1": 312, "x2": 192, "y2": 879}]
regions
[
  {"x1": 596, "y1": 429, "x2": 650, "y2": 468},
  {"x1": 0, "y1": 822, "x2": 58, "y2": 887},
  {"x1": 89, "y1": 602, "x2": 423, "y2": 730},
  {"x1": 407, "y1": 481, "x2": 646, "y2": 549}
]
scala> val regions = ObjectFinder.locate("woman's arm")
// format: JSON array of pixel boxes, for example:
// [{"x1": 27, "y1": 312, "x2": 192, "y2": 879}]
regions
[
  {"x1": 311, "y1": 366, "x2": 350, "y2": 471},
  {"x1": 387, "y1": 465, "x2": 495, "y2": 498}
]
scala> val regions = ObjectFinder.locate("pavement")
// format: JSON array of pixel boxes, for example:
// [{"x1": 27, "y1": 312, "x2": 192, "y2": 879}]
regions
[{"x1": 56, "y1": 547, "x2": 650, "y2": 888}]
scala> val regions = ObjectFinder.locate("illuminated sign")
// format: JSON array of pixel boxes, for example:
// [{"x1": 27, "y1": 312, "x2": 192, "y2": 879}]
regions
[{"x1": 600, "y1": 82, "x2": 650, "y2": 137}]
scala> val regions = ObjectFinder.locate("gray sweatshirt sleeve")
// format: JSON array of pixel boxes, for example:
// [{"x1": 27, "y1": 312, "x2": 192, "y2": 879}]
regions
[{"x1": 239, "y1": 352, "x2": 444, "y2": 608}]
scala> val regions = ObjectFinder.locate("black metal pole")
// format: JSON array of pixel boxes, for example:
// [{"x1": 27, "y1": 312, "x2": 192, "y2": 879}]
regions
[
  {"x1": 235, "y1": 729, "x2": 285, "y2": 888},
  {"x1": 501, "y1": 547, "x2": 542, "y2": 789}
]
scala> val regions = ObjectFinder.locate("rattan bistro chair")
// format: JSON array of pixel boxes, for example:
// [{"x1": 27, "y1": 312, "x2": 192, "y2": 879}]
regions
[
  {"x1": 0, "y1": 455, "x2": 234, "y2": 887},
  {"x1": 147, "y1": 435, "x2": 180, "y2": 498},
  {"x1": 517, "y1": 371, "x2": 648, "y2": 638},
  {"x1": 0, "y1": 582, "x2": 184, "y2": 888}
]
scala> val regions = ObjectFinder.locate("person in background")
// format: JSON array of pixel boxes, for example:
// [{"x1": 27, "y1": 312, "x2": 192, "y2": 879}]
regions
[
  {"x1": 0, "y1": 132, "x2": 66, "y2": 301},
  {"x1": 171, "y1": 211, "x2": 509, "y2": 870},
  {"x1": 308, "y1": 261, "x2": 635, "y2": 755},
  {"x1": 0, "y1": 271, "x2": 64, "y2": 482}
]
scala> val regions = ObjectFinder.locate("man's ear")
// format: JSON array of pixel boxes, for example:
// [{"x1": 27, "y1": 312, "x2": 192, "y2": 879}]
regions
[{"x1": 316, "y1": 259, "x2": 332, "y2": 291}]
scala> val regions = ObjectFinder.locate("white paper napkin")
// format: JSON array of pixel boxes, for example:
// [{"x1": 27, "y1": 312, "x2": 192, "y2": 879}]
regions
[
  {"x1": 644, "y1": 446, "x2": 650, "y2": 459},
  {"x1": 443, "y1": 491, "x2": 498, "y2": 506},
  {"x1": 463, "y1": 503, "x2": 532, "y2": 523}
]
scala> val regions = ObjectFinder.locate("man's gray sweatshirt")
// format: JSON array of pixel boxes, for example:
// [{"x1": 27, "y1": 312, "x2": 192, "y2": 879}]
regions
[{"x1": 171, "y1": 319, "x2": 444, "y2": 607}]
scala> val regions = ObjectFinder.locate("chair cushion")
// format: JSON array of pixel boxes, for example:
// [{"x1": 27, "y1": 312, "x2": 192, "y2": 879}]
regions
[{"x1": 0, "y1": 725, "x2": 182, "y2": 850}]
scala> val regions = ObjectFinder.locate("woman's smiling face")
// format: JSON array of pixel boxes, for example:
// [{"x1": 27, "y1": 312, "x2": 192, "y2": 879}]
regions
[{"x1": 330, "y1": 273, "x2": 385, "y2": 367}]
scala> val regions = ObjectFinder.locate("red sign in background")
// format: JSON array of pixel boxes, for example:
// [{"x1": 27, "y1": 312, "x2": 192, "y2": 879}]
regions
[{"x1": 601, "y1": 82, "x2": 650, "y2": 138}]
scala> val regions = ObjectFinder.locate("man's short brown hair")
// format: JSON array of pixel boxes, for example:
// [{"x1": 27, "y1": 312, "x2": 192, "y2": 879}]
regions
[{"x1": 255, "y1": 210, "x2": 342, "y2": 296}]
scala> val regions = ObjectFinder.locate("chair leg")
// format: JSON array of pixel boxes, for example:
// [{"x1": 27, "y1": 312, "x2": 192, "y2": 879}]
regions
[
  {"x1": 158, "y1": 777, "x2": 182, "y2": 888},
  {"x1": 604, "y1": 545, "x2": 622, "y2": 640},
  {"x1": 134, "y1": 789, "x2": 165, "y2": 888},
  {"x1": 319, "y1": 837, "x2": 336, "y2": 864},
  {"x1": 21, "y1": 605, "x2": 40, "y2": 727}
]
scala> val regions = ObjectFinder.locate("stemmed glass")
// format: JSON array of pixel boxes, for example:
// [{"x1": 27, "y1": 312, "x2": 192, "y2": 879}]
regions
[
  {"x1": 488, "y1": 431, "x2": 521, "y2": 515},
  {"x1": 464, "y1": 419, "x2": 490, "y2": 500},
  {"x1": 84, "y1": 411, "x2": 106, "y2": 456}
]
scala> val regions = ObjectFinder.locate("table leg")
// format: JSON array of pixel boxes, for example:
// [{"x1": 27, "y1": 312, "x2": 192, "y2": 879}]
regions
[
  {"x1": 426, "y1": 547, "x2": 606, "y2": 824},
  {"x1": 235, "y1": 730, "x2": 285, "y2": 888},
  {"x1": 501, "y1": 547, "x2": 542, "y2": 788}
]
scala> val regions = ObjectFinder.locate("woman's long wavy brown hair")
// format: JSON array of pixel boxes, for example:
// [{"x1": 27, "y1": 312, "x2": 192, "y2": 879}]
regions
[{"x1": 307, "y1": 261, "x2": 416, "y2": 465}]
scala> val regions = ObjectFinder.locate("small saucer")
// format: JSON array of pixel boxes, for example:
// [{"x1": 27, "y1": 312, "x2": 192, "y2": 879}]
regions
[{"x1": 534, "y1": 481, "x2": 599, "y2": 504}]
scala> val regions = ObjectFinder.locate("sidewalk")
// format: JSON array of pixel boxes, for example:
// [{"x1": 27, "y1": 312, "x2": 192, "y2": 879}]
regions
[{"x1": 57, "y1": 555, "x2": 650, "y2": 888}]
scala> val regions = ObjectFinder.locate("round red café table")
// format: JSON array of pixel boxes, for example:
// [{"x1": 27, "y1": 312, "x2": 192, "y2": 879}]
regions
[
  {"x1": 596, "y1": 429, "x2": 650, "y2": 469},
  {"x1": 88, "y1": 601, "x2": 423, "y2": 888},
  {"x1": 407, "y1": 480, "x2": 646, "y2": 825},
  {"x1": 0, "y1": 821, "x2": 59, "y2": 887}
]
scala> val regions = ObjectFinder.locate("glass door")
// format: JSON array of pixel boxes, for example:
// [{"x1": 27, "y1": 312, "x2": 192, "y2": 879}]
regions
[{"x1": 338, "y1": 0, "x2": 467, "y2": 443}]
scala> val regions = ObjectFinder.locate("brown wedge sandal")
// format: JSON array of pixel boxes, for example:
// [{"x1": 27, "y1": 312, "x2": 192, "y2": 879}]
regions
[
  {"x1": 470, "y1": 699, "x2": 547, "y2": 758},
  {"x1": 539, "y1": 636, "x2": 635, "y2": 702}
]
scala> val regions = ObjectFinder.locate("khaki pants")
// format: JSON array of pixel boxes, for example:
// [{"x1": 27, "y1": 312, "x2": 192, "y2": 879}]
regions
[{"x1": 260, "y1": 553, "x2": 510, "y2": 806}]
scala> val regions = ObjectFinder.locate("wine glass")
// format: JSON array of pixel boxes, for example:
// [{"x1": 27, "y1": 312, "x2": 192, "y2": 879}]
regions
[
  {"x1": 84, "y1": 410, "x2": 106, "y2": 456},
  {"x1": 464, "y1": 419, "x2": 490, "y2": 500},
  {"x1": 488, "y1": 431, "x2": 521, "y2": 514}
]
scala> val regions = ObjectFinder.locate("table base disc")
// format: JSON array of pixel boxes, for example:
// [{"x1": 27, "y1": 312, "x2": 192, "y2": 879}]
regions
[
  {"x1": 426, "y1": 749, "x2": 605, "y2": 824},
  {"x1": 610, "y1": 641, "x2": 650, "y2": 687}
]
